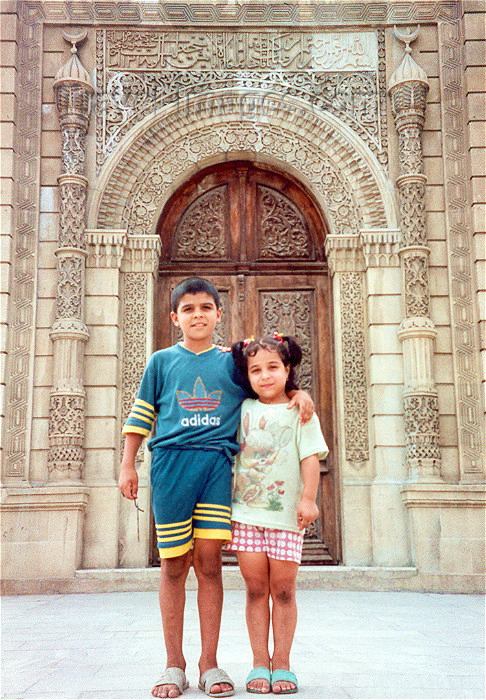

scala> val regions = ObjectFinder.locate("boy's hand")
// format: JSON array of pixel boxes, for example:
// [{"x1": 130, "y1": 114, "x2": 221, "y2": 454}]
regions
[
  {"x1": 297, "y1": 496, "x2": 319, "y2": 529},
  {"x1": 288, "y1": 389, "x2": 314, "y2": 424},
  {"x1": 119, "y1": 465, "x2": 138, "y2": 500}
]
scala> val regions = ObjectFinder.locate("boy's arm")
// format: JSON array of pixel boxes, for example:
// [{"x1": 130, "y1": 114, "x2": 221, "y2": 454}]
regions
[
  {"x1": 287, "y1": 389, "x2": 314, "y2": 424},
  {"x1": 297, "y1": 453, "x2": 320, "y2": 529},
  {"x1": 119, "y1": 432, "x2": 144, "y2": 500}
]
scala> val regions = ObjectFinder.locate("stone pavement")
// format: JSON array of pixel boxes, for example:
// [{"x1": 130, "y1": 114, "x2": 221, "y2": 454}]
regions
[{"x1": 1, "y1": 590, "x2": 484, "y2": 700}]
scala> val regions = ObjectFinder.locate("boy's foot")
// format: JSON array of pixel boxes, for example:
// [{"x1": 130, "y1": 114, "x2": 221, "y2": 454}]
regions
[
  {"x1": 198, "y1": 668, "x2": 235, "y2": 697},
  {"x1": 152, "y1": 667, "x2": 189, "y2": 698},
  {"x1": 246, "y1": 667, "x2": 271, "y2": 694}
]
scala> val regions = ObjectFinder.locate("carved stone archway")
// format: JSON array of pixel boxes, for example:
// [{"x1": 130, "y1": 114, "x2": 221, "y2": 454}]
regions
[
  {"x1": 90, "y1": 91, "x2": 397, "y2": 234},
  {"x1": 88, "y1": 90, "x2": 402, "y2": 566}
]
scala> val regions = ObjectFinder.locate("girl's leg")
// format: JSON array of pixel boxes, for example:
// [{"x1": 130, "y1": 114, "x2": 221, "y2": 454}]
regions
[
  {"x1": 237, "y1": 551, "x2": 272, "y2": 693},
  {"x1": 268, "y1": 558, "x2": 299, "y2": 694}
]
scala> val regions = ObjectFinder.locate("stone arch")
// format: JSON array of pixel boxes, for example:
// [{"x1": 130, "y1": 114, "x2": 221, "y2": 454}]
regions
[{"x1": 89, "y1": 90, "x2": 398, "y2": 235}]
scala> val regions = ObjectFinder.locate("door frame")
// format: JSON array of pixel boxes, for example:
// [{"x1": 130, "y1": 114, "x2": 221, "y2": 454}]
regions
[{"x1": 151, "y1": 160, "x2": 342, "y2": 565}]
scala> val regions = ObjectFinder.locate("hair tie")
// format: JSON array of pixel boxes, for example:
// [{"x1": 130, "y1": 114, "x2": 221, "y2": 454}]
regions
[
  {"x1": 243, "y1": 335, "x2": 255, "y2": 348},
  {"x1": 272, "y1": 331, "x2": 284, "y2": 344}
]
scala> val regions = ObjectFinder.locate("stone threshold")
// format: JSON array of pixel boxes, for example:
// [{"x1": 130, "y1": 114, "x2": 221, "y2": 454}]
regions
[{"x1": 2, "y1": 566, "x2": 484, "y2": 595}]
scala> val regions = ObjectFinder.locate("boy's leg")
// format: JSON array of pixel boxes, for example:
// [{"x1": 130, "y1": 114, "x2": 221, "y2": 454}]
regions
[
  {"x1": 268, "y1": 558, "x2": 299, "y2": 694},
  {"x1": 192, "y1": 538, "x2": 234, "y2": 695},
  {"x1": 152, "y1": 551, "x2": 191, "y2": 699},
  {"x1": 151, "y1": 449, "x2": 196, "y2": 699},
  {"x1": 191, "y1": 450, "x2": 233, "y2": 694},
  {"x1": 237, "y1": 550, "x2": 271, "y2": 693}
]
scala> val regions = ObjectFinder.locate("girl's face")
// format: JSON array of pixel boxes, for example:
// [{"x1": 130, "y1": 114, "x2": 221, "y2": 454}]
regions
[{"x1": 247, "y1": 347, "x2": 290, "y2": 404}]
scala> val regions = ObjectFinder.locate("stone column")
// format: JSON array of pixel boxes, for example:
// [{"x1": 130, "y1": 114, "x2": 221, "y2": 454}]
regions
[
  {"x1": 48, "y1": 30, "x2": 94, "y2": 484},
  {"x1": 388, "y1": 27, "x2": 441, "y2": 481}
]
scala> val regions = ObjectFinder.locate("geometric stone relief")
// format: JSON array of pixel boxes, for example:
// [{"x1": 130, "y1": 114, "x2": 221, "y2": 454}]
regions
[
  {"x1": 402, "y1": 253, "x2": 430, "y2": 318},
  {"x1": 438, "y1": 19, "x2": 485, "y2": 478},
  {"x1": 2, "y1": 1, "x2": 43, "y2": 480},
  {"x1": 31, "y1": 2, "x2": 461, "y2": 25},
  {"x1": 122, "y1": 272, "x2": 149, "y2": 466},
  {"x1": 122, "y1": 119, "x2": 366, "y2": 238},
  {"x1": 96, "y1": 29, "x2": 388, "y2": 169},
  {"x1": 403, "y1": 393, "x2": 441, "y2": 478},
  {"x1": 56, "y1": 255, "x2": 85, "y2": 319},
  {"x1": 59, "y1": 181, "x2": 88, "y2": 249},
  {"x1": 397, "y1": 179, "x2": 427, "y2": 247},
  {"x1": 260, "y1": 290, "x2": 314, "y2": 393},
  {"x1": 339, "y1": 272, "x2": 369, "y2": 468},
  {"x1": 257, "y1": 186, "x2": 312, "y2": 259}
]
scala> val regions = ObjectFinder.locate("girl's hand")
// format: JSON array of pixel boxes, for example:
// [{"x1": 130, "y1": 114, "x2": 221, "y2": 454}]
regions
[
  {"x1": 297, "y1": 496, "x2": 319, "y2": 529},
  {"x1": 287, "y1": 389, "x2": 314, "y2": 424},
  {"x1": 118, "y1": 465, "x2": 138, "y2": 500}
]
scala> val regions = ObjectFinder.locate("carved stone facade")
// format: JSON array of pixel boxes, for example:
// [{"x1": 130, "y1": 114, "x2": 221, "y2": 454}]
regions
[{"x1": 1, "y1": 1, "x2": 484, "y2": 592}]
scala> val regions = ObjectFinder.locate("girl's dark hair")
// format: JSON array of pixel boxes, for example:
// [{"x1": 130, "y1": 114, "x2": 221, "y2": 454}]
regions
[{"x1": 232, "y1": 335, "x2": 302, "y2": 395}]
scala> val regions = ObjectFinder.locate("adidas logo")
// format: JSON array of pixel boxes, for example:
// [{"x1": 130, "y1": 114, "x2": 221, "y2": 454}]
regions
[{"x1": 176, "y1": 377, "x2": 222, "y2": 412}]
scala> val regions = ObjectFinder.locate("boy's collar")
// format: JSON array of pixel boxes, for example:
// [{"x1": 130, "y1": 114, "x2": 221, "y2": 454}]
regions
[{"x1": 177, "y1": 342, "x2": 216, "y2": 356}]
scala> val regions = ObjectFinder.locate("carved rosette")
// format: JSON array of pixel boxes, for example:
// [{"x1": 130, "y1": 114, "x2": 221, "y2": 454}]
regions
[
  {"x1": 389, "y1": 28, "x2": 441, "y2": 480},
  {"x1": 48, "y1": 33, "x2": 94, "y2": 483}
]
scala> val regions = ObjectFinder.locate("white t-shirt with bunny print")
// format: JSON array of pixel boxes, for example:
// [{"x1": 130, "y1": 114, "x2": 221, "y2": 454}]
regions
[{"x1": 231, "y1": 398, "x2": 329, "y2": 533}]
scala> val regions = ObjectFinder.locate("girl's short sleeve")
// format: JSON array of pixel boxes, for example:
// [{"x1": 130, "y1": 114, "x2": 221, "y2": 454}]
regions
[{"x1": 297, "y1": 413, "x2": 329, "y2": 462}]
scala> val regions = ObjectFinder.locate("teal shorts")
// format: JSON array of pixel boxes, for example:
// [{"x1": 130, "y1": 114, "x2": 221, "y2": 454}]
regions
[{"x1": 151, "y1": 446, "x2": 232, "y2": 559}]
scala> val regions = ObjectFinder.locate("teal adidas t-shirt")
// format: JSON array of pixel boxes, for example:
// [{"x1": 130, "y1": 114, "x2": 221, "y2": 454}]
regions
[{"x1": 123, "y1": 344, "x2": 249, "y2": 457}]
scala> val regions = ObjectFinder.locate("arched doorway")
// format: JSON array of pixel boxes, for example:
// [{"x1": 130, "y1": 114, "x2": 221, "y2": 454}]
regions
[{"x1": 153, "y1": 160, "x2": 339, "y2": 565}]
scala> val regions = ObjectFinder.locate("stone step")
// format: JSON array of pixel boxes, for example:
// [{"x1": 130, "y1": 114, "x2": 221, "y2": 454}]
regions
[{"x1": 4, "y1": 566, "x2": 483, "y2": 595}]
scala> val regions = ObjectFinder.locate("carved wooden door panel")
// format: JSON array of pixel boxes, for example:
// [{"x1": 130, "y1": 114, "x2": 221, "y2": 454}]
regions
[
  {"x1": 244, "y1": 275, "x2": 336, "y2": 564},
  {"x1": 154, "y1": 161, "x2": 339, "y2": 565}
]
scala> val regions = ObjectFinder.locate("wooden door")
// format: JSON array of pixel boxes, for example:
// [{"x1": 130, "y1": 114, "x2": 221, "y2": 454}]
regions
[{"x1": 153, "y1": 161, "x2": 340, "y2": 565}]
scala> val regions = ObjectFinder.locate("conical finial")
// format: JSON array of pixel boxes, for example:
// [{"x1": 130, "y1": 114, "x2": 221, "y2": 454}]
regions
[
  {"x1": 388, "y1": 25, "x2": 429, "y2": 92},
  {"x1": 54, "y1": 27, "x2": 94, "y2": 92}
]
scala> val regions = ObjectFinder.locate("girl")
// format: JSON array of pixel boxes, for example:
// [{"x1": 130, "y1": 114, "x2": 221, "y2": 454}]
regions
[{"x1": 225, "y1": 334, "x2": 328, "y2": 695}]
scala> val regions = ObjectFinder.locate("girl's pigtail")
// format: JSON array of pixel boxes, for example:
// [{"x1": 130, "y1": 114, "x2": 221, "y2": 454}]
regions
[
  {"x1": 283, "y1": 335, "x2": 302, "y2": 368},
  {"x1": 231, "y1": 341, "x2": 247, "y2": 372},
  {"x1": 232, "y1": 341, "x2": 256, "y2": 398}
]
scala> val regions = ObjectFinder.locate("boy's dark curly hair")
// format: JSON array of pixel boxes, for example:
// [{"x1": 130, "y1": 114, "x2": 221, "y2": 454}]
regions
[{"x1": 232, "y1": 334, "x2": 302, "y2": 396}]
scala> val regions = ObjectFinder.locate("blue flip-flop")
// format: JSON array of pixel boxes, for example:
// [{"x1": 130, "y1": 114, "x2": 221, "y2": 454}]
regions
[
  {"x1": 246, "y1": 667, "x2": 271, "y2": 694},
  {"x1": 271, "y1": 670, "x2": 298, "y2": 694}
]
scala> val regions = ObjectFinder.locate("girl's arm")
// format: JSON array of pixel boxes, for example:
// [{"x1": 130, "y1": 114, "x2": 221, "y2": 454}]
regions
[{"x1": 297, "y1": 453, "x2": 320, "y2": 529}]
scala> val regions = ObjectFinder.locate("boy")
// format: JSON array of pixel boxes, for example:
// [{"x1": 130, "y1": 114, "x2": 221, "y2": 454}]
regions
[{"x1": 119, "y1": 277, "x2": 313, "y2": 699}]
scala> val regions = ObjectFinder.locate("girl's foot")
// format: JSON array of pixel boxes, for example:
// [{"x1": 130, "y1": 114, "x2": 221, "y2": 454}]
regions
[
  {"x1": 271, "y1": 667, "x2": 298, "y2": 694},
  {"x1": 246, "y1": 666, "x2": 271, "y2": 694}
]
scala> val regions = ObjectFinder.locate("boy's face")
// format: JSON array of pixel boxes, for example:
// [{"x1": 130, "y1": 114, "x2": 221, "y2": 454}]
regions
[{"x1": 170, "y1": 292, "x2": 222, "y2": 344}]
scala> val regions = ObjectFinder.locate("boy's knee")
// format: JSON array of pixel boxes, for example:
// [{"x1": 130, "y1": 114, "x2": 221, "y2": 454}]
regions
[
  {"x1": 161, "y1": 554, "x2": 190, "y2": 582},
  {"x1": 193, "y1": 551, "x2": 222, "y2": 580}
]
